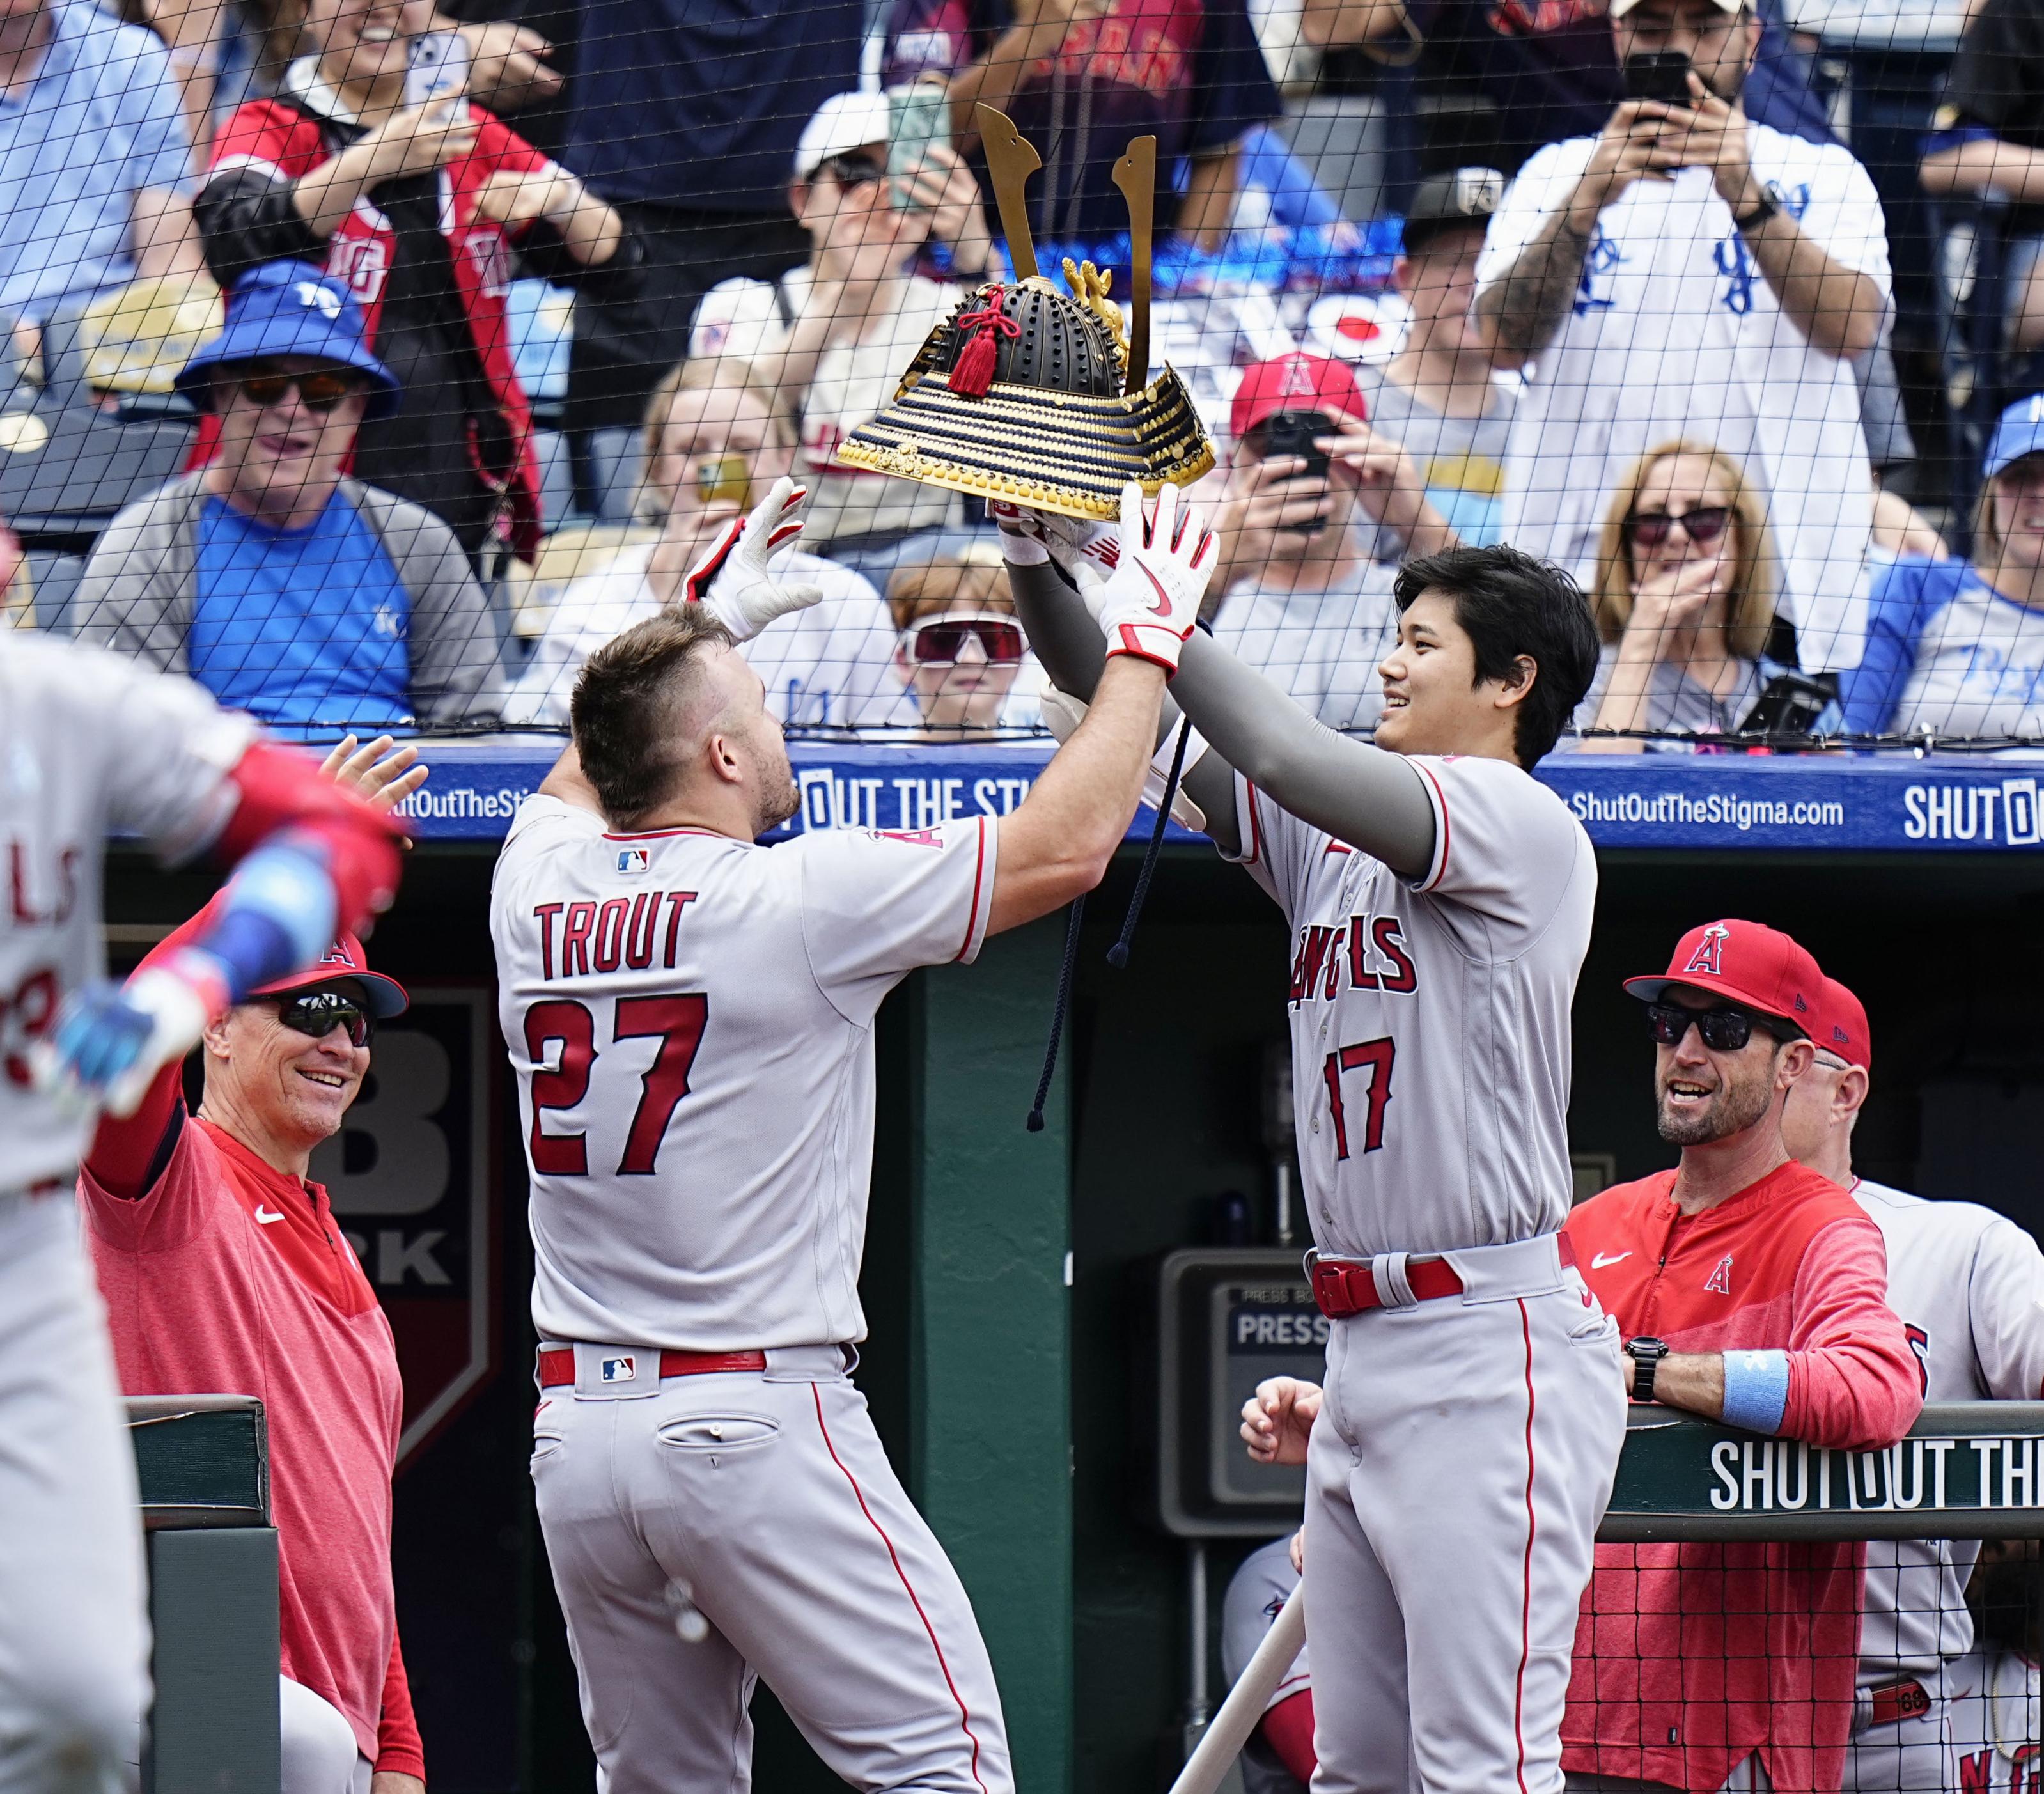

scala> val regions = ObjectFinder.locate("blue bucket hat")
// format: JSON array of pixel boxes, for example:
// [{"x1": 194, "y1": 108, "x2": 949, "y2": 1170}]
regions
[
  {"x1": 1985, "y1": 392, "x2": 2044, "y2": 480},
  {"x1": 175, "y1": 261, "x2": 401, "y2": 421}
]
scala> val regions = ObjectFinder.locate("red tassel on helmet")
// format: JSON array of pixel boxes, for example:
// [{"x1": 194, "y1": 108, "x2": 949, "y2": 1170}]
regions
[{"x1": 948, "y1": 286, "x2": 1020, "y2": 398}]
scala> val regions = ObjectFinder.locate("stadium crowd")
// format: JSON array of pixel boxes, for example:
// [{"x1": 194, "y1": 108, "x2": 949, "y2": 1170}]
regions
[{"x1": 0, "y1": 0, "x2": 2040, "y2": 749}]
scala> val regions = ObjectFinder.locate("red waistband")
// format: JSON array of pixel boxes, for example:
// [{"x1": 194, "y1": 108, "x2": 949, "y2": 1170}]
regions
[
  {"x1": 1310, "y1": 1254, "x2": 1465, "y2": 1318},
  {"x1": 537, "y1": 1347, "x2": 768, "y2": 1389},
  {"x1": 1308, "y1": 1236, "x2": 1575, "y2": 1320},
  {"x1": 1867, "y1": 1679, "x2": 1933, "y2": 1727}
]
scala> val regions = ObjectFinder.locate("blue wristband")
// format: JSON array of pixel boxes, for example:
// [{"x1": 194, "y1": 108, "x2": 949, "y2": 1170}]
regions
[
  {"x1": 1720, "y1": 1349, "x2": 1790, "y2": 1435},
  {"x1": 200, "y1": 838, "x2": 338, "y2": 1000}
]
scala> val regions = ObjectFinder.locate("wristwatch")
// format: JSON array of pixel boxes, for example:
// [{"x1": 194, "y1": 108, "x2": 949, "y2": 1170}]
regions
[
  {"x1": 1625, "y1": 1336, "x2": 1670, "y2": 1403},
  {"x1": 1733, "y1": 187, "x2": 1780, "y2": 231}
]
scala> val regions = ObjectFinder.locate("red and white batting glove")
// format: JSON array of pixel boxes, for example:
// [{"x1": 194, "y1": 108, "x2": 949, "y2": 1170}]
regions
[
  {"x1": 1074, "y1": 482, "x2": 1218, "y2": 676},
  {"x1": 682, "y1": 476, "x2": 823, "y2": 642},
  {"x1": 988, "y1": 499, "x2": 1120, "y2": 586}
]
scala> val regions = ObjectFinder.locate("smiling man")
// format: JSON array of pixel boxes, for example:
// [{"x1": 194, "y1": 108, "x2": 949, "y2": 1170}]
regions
[
  {"x1": 77, "y1": 739, "x2": 429, "y2": 1794},
  {"x1": 74, "y1": 260, "x2": 499, "y2": 738},
  {"x1": 1013, "y1": 539, "x2": 1623, "y2": 1794},
  {"x1": 1561, "y1": 919, "x2": 1923, "y2": 1794}
]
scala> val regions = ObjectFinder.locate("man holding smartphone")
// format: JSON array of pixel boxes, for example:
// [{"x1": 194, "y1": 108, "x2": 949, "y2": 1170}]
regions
[
  {"x1": 1471, "y1": 0, "x2": 1890, "y2": 680},
  {"x1": 1204, "y1": 353, "x2": 1459, "y2": 730}
]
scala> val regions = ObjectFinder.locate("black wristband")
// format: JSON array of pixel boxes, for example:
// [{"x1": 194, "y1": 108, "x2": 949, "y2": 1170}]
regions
[{"x1": 1733, "y1": 190, "x2": 1779, "y2": 231}]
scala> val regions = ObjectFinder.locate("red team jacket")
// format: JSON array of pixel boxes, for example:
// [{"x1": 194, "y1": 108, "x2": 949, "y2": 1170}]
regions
[
  {"x1": 200, "y1": 98, "x2": 549, "y2": 561},
  {"x1": 1561, "y1": 1162, "x2": 1924, "y2": 1794}
]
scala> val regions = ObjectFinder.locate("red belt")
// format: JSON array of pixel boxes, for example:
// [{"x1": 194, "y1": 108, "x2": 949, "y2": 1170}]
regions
[
  {"x1": 1309, "y1": 1253, "x2": 1465, "y2": 1318},
  {"x1": 538, "y1": 1347, "x2": 767, "y2": 1389},
  {"x1": 1867, "y1": 1679, "x2": 1933, "y2": 1726}
]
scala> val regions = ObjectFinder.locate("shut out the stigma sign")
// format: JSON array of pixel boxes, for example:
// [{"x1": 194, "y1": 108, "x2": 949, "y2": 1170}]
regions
[{"x1": 1600, "y1": 1405, "x2": 2044, "y2": 1542}]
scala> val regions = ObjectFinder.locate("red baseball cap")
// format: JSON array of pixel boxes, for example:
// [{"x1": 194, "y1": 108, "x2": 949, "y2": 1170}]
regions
[
  {"x1": 251, "y1": 931, "x2": 409, "y2": 1018},
  {"x1": 1813, "y1": 976, "x2": 1870, "y2": 1071},
  {"x1": 160, "y1": 893, "x2": 409, "y2": 1018},
  {"x1": 1621, "y1": 919, "x2": 1820, "y2": 1036},
  {"x1": 1229, "y1": 352, "x2": 1368, "y2": 442}
]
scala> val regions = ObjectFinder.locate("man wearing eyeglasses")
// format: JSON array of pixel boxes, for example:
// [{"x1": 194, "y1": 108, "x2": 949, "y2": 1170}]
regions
[
  {"x1": 1778, "y1": 976, "x2": 2044, "y2": 1794},
  {"x1": 76, "y1": 739, "x2": 430, "y2": 1794},
  {"x1": 74, "y1": 261, "x2": 501, "y2": 739},
  {"x1": 1560, "y1": 919, "x2": 1923, "y2": 1794}
]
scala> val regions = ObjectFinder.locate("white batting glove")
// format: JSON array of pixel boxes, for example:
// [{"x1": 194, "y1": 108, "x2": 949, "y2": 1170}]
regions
[
  {"x1": 988, "y1": 499, "x2": 1120, "y2": 586},
  {"x1": 1038, "y1": 689, "x2": 1210, "y2": 833},
  {"x1": 682, "y1": 476, "x2": 823, "y2": 642},
  {"x1": 1074, "y1": 483, "x2": 1218, "y2": 676},
  {"x1": 33, "y1": 955, "x2": 224, "y2": 1120}
]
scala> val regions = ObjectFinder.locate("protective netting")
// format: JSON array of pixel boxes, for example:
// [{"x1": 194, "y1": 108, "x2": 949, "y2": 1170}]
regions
[{"x1": 1, "y1": 0, "x2": 2040, "y2": 751}]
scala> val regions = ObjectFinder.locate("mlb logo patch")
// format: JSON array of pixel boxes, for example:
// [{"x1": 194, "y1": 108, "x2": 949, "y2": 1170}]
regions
[
  {"x1": 601, "y1": 1356, "x2": 638, "y2": 1383},
  {"x1": 617, "y1": 848, "x2": 650, "y2": 875}
]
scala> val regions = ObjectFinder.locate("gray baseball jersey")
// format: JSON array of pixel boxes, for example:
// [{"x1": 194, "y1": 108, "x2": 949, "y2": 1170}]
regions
[
  {"x1": 1221, "y1": 1540, "x2": 1311, "y2": 1794},
  {"x1": 1947, "y1": 1648, "x2": 2040, "y2": 1794},
  {"x1": 1226, "y1": 753, "x2": 1596, "y2": 1256},
  {"x1": 0, "y1": 632, "x2": 253, "y2": 1193},
  {"x1": 1854, "y1": 1180, "x2": 2044, "y2": 1685},
  {"x1": 490, "y1": 796, "x2": 997, "y2": 1350}
]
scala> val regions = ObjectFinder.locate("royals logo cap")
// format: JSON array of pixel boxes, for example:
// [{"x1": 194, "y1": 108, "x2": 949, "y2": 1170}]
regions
[
  {"x1": 1813, "y1": 976, "x2": 1870, "y2": 1071},
  {"x1": 1621, "y1": 918, "x2": 1819, "y2": 1036}
]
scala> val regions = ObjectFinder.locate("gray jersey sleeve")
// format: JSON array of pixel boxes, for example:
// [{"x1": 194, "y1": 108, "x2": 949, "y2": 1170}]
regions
[
  {"x1": 1968, "y1": 1217, "x2": 2044, "y2": 1402},
  {"x1": 1006, "y1": 561, "x2": 1435, "y2": 877}
]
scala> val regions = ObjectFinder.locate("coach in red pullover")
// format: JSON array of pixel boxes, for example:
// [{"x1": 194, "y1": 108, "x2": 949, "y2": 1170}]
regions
[
  {"x1": 1562, "y1": 919, "x2": 1923, "y2": 1794},
  {"x1": 79, "y1": 743, "x2": 426, "y2": 1794}
]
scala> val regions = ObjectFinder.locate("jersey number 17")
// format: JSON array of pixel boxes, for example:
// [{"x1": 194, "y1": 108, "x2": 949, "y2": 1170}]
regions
[{"x1": 523, "y1": 995, "x2": 708, "y2": 1177}]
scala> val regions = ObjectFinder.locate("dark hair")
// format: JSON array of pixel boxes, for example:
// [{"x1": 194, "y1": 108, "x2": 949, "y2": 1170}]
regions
[
  {"x1": 570, "y1": 609, "x2": 735, "y2": 828},
  {"x1": 1391, "y1": 544, "x2": 1600, "y2": 768}
]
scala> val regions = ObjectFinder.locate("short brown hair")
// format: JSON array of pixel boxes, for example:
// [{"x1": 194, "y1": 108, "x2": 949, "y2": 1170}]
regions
[
  {"x1": 570, "y1": 609, "x2": 735, "y2": 827},
  {"x1": 884, "y1": 549, "x2": 1013, "y2": 630}
]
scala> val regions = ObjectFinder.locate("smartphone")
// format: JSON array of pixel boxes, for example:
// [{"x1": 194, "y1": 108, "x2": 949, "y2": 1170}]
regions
[
  {"x1": 887, "y1": 79, "x2": 951, "y2": 213},
  {"x1": 1736, "y1": 671, "x2": 1836, "y2": 740},
  {"x1": 696, "y1": 455, "x2": 751, "y2": 508},
  {"x1": 1256, "y1": 410, "x2": 1334, "y2": 536},
  {"x1": 405, "y1": 31, "x2": 471, "y2": 112},
  {"x1": 1623, "y1": 50, "x2": 1694, "y2": 106}
]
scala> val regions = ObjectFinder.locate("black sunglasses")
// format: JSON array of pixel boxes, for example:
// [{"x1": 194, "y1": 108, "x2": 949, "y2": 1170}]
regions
[
  {"x1": 816, "y1": 153, "x2": 884, "y2": 189},
  {"x1": 271, "y1": 990, "x2": 373, "y2": 1048},
  {"x1": 1646, "y1": 1001, "x2": 1794, "y2": 1052},
  {"x1": 233, "y1": 368, "x2": 362, "y2": 414},
  {"x1": 1627, "y1": 506, "x2": 1731, "y2": 549}
]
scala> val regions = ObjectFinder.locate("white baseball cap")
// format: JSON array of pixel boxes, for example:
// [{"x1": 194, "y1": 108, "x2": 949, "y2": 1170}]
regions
[
  {"x1": 1609, "y1": 0, "x2": 1742, "y2": 15},
  {"x1": 793, "y1": 91, "x2": 891, "y2": 183}
]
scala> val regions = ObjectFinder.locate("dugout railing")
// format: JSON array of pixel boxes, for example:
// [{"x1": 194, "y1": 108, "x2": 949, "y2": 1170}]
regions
[{"x1": 1603, "y1": 1401, "x2": 2044, "y2": 1543}]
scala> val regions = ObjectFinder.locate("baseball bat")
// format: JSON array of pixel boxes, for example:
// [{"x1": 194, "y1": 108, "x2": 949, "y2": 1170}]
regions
[{"x1": 1167, "y1": 1585, "x2": 1307, "y2": 1794}]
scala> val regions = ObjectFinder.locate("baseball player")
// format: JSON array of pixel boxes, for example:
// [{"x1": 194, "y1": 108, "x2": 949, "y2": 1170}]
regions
[
  {"x1": 489, "y1": 479, "x2": 1215, "y2": 1793},
  {"x1": 1220, "y1": 1539, "x2": 1313, "y2": 1794},
  {"x1": 1779, "y1": 975, "x2": 2044, "y2": 1794},
  {"x1": 1010, "y1": 530, "x2": 1627, "y2": 1794},
  {"x1": 1944, "y1": 1541, "x2": 2042, "y2": 1794},
  {"x1": 0, "y1": 631, "x2": 405, "y2": 1794}
]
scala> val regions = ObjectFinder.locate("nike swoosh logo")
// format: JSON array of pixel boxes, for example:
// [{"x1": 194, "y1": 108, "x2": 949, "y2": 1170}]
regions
[
  {"x1": 1591, "y1": 1250, "x2": 1631, "y2": 1269},
  {"x1": 1138, "y1": 563, "x2": 1174, "y2": 617},
  {"x1": 254, "y1": 1206, "x2": 286, "y2": 1226}
]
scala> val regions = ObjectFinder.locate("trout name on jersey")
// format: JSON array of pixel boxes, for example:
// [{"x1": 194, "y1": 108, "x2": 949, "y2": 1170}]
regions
[
  {"x1": 1288, "y1": 914, "x2": 1418, "y2": 1007},
  {"x1": 529, "y1": 889, "x2": 699, "y2": 979}
]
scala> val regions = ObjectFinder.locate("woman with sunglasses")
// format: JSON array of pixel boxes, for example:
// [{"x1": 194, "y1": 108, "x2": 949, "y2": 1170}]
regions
[
  {"x1": 885, "y1": 549, "x2": 1038, "y2": 738},
  {"x1": 193, "y1": 0, "x2": 638, "y2": 566},
  {"x1": 1579, "y1": 439, "x2": 1811, "y2": 752}
]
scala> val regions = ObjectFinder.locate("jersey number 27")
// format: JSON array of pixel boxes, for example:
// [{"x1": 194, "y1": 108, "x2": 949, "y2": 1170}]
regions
[{"x1": 524, "y1": 995, "x2": 708, "y2": 1176}]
